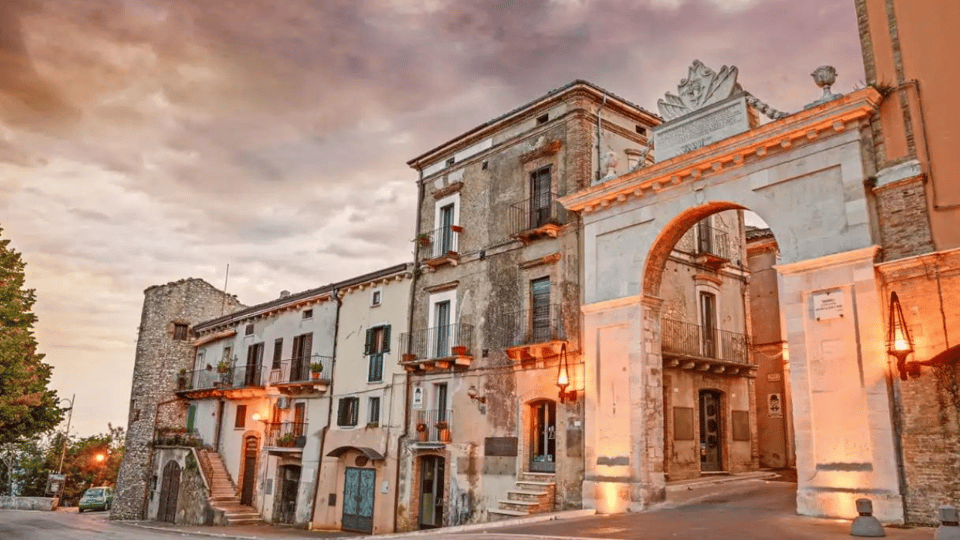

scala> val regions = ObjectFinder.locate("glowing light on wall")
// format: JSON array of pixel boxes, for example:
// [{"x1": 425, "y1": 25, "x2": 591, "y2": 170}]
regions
[{"x1": 596, "y1": 482, "x2": 628, "y2": 514}]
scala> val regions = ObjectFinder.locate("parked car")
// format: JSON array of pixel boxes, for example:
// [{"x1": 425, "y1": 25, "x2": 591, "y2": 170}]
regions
[{"x1": 78, "y1": 486, "x2": 114, "y2": 513}]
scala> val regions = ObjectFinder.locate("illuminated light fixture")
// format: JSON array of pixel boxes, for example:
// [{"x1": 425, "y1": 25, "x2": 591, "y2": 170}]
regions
[
  {"x1": 557, "y1": 343, "x2": 577, "y2": 403},
  {"x1": 252, "y1": 412, "x2": 262, "y2": 422},
  {"x1": 886, "y1": 292, "x2": 917, "y2": 380},
  {"x1": 466, "y1": 386, "x2": 485, "y2": 404}
]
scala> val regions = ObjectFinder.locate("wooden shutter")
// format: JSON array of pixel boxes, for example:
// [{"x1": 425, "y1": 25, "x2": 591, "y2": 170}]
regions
[
  {"x1": 302, "y1": 333, "x2": 313, "y2": 362},
  {"x1": 186, "y1": 405, "x2": 196, "y2": 431},
  {"x1": 364, "y1": 328, "x2": 373, "y2": 355},
  {"x1": 235, "y1": 405, "x2": 246, "y2": 428},
  {"x1": 338, "y1": 399, "x2": 348, "y2": 426},
  {"x1": 382, "y1": 325, "x2": 391, "y2": 353},
  {"x1": 273, "y1": 339, "x2": 283, "y2": 369},
  {"x1": 350, "y1": 398, "x2": 359, "y2": 426}
]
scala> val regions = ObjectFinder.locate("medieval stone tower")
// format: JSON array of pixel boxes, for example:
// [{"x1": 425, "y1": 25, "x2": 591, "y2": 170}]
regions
[{"x1": 112, "y1": 278, "x2": 243, "y2": 520}]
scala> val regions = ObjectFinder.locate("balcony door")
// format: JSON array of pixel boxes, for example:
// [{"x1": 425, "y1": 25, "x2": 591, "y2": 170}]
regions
[
  {"x1": 291, "y1": 333, "x2": 312, "y2": 382},
  {"x1": 434, "y1": 300, "x2": 451, "y2": 358},
  {"x1": 530, "y1": 277, "x2": 551, "y2": 344},
  {"x1": 529, "y1": 400, "x2": 556, "y2": 472},
  {"x1": 439, "y1": 203, "x2": 455, "y2": 254},
  {"x1": 245, "y1": 343, "x2": 263, "y2": 387},
  {"x1": 696, "y1": 218, "x2": 713, "y2": 254},
  {"x1": 699, "y1": 292, "x2": 717, "y2": 358},
  {"x1": 418, "y1": 456, "x2": 445, "y2": 529},
  {"x1": 529, "y1": 166, "x2": 552, "y2": 228}
]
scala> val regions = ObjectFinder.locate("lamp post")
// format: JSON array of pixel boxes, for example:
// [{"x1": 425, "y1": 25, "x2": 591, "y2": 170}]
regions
[
  {"x1": 886, "y1": 292, "x2": 916, "y2": 380},
  {"x1": 57, "y1": 395, "x2": 75, "y2": 474}
]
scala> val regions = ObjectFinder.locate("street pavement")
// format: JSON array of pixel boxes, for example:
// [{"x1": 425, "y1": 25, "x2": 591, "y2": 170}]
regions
[{"x1": 0, "y1": 478, "x2": 938, "y2": 540}]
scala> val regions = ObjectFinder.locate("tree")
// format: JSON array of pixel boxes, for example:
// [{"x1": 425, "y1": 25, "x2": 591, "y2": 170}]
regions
[{"x1": 0, "y1": 226, "x2": 62, "y2": 443}]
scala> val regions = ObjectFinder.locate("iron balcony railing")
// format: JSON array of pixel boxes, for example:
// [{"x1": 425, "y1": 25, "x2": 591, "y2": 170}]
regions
[
  {"x1": 265, "y1": 421, "x2": 307, "y2": 448},
  {"x1": 420, "y1": 224, "x2": 461, "y2": 259},
  {"x1": 268, "y1": 354, "x2": 333, "y2": 385},
  {"x1": 694, "y1": 223, "x2": 731, "y2": 261},
  {"x1": 661, "y1": 318, "x2": 749, "y2": 364},
  {"x1": 154, "y1": 427, "x2": 203, "y2": 447},
  {"x1": 414, "y1": 409, "x2": 453, "y2": 443},
  {"x1": 509, "y1": 192, "x2": 567, "y2": 236},
  {"x1": 505, "y1": 304, "x2": 565, "y2": 348},
  {"x1": 177, "y1": 368, "x2": 230, "y2": 392},
  {"x1": 400, "y1": 323, "x2": 474, "y2": 361},
  {"x1": 228, "y1": 363, "x2": 264, "y2": 388}
]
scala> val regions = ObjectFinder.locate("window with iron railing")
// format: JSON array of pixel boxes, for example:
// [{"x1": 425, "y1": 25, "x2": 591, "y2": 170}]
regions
[{"x1": 660, "y1": 318, "x2": 749, "y2": 364}]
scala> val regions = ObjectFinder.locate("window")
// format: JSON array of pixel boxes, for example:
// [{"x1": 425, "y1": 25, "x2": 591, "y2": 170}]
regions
[
  {"x1": 371, "y1": 289, "x2": 382, "y2": 306},
  {"x1": 223, "y1": 346, "x2": 232, "y2": 363},
  {"x1": 293, "y1": 402, "x2": 306, "y2": 436},
  {"x1": 439, "y1": 203, "x2": 455, "y2": 253},
  {"x1": 292, "y1": 333, "x2": 313, "y2": 379},
  {"x1": 536, "y1": 113, "x2": 549, "y2": 125},
  {"x1": 235, "y1": 404, "x2": 247, "y2": 429},
  {"x1": 302, "y1": 309, "x2": 313, "y2": 320},
  {"x1": 245, "y1": 323, "x2": 254, "y2": 336},
  {"x1": 365, "y1": 325, "x2": 391, "y2": 382},
  {"x1": 272, "y1": 339, "x2": 283, "y2": 370},
  {"x1": 173, "y1": 323, "x2": 188, "y2": 341},
  {"x1": 445, "y1": 157, "x2": 455, "y2": 167},
  {"x1": 434, "y1": 301, "x2": 451, "y2": 358},
  {"x1": 531, "y1": 277, "x2": 551, "y2": 343},
  {"x1": 337, "y1": 397, "x2": 359, "y2": 427},
  {"x1": 435, "y1": 383, "x2": 448, "y2": 422},
  {"x1": 368, "y1": 397, "x2": 381, "y2": 425},
  {"x1": 186, "y1": 405, "x2": 196, "y2": 431},
  {"x1": 195, "y1": 349, "x2": 205, "y2": 368},
  {"x1": 481, "y1": 160, "x2": 488, "y2": 171},
  {"x1": 700, "y1": 292, "x2": 717, "y2": 358},
  {"x1": 245, "y1": 343, "x2": 264, "y2": 387},
  {"x1": 636, "y1": 124, "x2": 647, "y2": 136}
]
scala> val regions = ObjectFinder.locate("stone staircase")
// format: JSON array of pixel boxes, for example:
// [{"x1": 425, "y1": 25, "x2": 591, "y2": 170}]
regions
[
  {"x1": 198, "y1": 450, "x2": 263, "y2": 525},
  {"x1": 489, "y1": 471, "x2": 556, "y2": 520}
]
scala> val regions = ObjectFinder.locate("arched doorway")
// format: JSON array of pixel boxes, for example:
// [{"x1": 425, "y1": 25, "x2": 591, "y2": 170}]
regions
[
  {"x1": 274, "y1": 464, "x2": 300, "y2": 524},
  {"x1": 240, "y1": 435, "x2": 258, "y2": 506},
  {"x1": 417, "y1": 455, "x2": 444, "y2": 529},
  {"x1": 157, "y1": 460, "x2": 180, "y2": 523}
]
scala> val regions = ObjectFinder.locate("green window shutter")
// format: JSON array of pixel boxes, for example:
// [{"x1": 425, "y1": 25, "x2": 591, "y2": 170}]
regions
[
  {"x1": 337, "y1": 399, "x2": 346, "y2": 426},
  {"x1": 186, "y1": 405, "x2": 196, "y2": 431},
  {"x1": 364, "y1": 328, "x2": 373, "y2": 355},
  {"x1": 382, "y1": 325, "x2": 391, "y2": 353}
]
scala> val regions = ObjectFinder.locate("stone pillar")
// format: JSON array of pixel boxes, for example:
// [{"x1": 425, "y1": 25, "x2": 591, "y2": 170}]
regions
[
  {"x1": 777, "y1": 246, "x2": 904, "y2": 524},
  {"x1": 581, "y1": 294, "x2": 665, "y2": 513}
]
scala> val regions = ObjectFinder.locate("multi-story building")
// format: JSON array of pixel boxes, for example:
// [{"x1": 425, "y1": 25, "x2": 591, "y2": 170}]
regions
[{"x1": 395, "y1": 80, "x2": 659, "y2": 529}]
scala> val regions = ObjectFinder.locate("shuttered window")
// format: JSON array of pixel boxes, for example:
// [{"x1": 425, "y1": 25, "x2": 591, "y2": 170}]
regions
[
  {"x1": 337, "y1": 397, "x2": 359, "y2": 427},
  {"x1": 235, "y1": 405, "x2": 247, "y2": 429},
  {"x1": 364, "y1": 325, "x2": 390, "y2": 382},
  {"x1": 368, "y1": 397, "x2": 380, "y2": 425},
  {"x1": 531, "y1": 277, "x2": 551, "y2": 343},
  {"x1": 272, "y1": 339, "x2": 283, "y2": 369}
]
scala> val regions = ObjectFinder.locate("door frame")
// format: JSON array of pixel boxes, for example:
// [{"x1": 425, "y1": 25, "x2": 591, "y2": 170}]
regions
[
  {"x1": 341, "y1": 466, "x2": 376, "y2": 533},
  {"x1": 698, "y1": 389, "x2": 724, "y2": 472},
  {"x1": 239, "y1": 434, "x2": 259, "y2": 506},
  {"x1": 157, "y1": 460, "x2": 181, "y2": 523},
  {"x1": 273, "y1": 464, "x2": 301, "y2": 524},
  {"x1": 528, "y1": 399, "x2": 557, "y2": 473},
  {"x1": 417, "y1": 455, "x2": 445, "y2": 530}
]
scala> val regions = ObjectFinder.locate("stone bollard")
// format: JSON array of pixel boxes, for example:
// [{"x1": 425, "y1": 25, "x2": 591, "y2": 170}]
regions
[
  {"x1": 936, "y1": 505, "x2": 960, "y2": 540},
  {"x1": 851, "y1": 498, "x2": 885, "y2": 537}
]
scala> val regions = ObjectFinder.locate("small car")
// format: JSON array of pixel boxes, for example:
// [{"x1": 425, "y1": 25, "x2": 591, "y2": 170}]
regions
[{"x1": 78, "y1": 486, "x2": 114, "y2": 513}]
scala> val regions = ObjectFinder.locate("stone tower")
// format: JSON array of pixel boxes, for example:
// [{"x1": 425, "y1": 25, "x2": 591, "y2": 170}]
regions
[{"x1": 112, "y1": 278, "x2": 243, "y2": 520}]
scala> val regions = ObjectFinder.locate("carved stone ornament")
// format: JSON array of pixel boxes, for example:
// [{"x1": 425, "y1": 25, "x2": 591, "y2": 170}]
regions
[{"x1": 657, "y1": 60, "x2": 743, "y2": 121}]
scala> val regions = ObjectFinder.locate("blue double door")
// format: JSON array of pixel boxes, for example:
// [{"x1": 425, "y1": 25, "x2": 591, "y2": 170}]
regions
[{"x1": 342, "y1": 467, "x2": 375, "y2": 533}]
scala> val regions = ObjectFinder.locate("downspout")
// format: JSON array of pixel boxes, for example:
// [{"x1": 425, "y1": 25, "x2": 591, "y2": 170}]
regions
[
  {"x1": 596, "y1": 94, "x2": 607, "y2": 182},
  {"x1": 308, "y1": 289, "x2": 341, "y2": 528},
  {"x1": 395, "y1": 166, "x2": 424, "y2": 532}
]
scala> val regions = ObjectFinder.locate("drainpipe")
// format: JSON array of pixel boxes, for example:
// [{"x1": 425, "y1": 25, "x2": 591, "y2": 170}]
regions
[
  {"x1": 596, "y1": 94, "x2": 607, "y2": 182},
  {"x1": 395, "y1": 167, "x2": 425, "y2": 532},
  {"x1": 308, "y1": 289, "x2": 342, "y2": 528}
]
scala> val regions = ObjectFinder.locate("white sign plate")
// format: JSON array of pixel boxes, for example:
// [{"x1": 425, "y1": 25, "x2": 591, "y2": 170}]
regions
[{"x1": 813, "y1": 290, "x2": 844, "y2": 321}]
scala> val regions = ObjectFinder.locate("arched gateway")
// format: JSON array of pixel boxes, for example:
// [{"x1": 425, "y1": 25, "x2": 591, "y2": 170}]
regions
[{"x1": 560, "y1": 62, "x2": 903, "y2": 523}]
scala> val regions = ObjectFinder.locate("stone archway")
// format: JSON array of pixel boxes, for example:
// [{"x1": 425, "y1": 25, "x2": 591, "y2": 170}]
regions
[{"x1": 565, "y1": 87, "x2": 906, "y2": 523}]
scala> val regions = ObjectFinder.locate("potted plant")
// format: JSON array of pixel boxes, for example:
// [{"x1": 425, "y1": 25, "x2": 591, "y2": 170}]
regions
[
  {"x1": 435, "y1": 421, "x2": 451, "y2": 443},
  {"x1": 216, "y1": 359, "x2": 230, "y2": 374},
  {"x1": 451, "y1": 345, "x2": 467, "y2": 356},
  {"x1": 310, "y1": 361, "x2": 324, "y2": 380},
  {"x1": 276, "y1": 433, "x2": 296, "y2": 448},
  {"x1": 416, "y1": 422, "x2": 428, "y2": 441},
  {"x1": 414, "y1": 232, "x2": 432, "y2": 246},
  {"x1": 366, "y1": 421, "x2": 379, "y2": 429},
  {"x1": 177, "y1": 368, "x2": 187, "y2": 390},
  {"x1": 450, "y1": 224, "x2": 463, "y2": 233}
]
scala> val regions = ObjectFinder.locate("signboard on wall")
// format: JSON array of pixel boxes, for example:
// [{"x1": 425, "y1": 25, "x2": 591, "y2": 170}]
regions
[
  {"x1": 812, "y1": 289, "x2": 844, "y2": 321},
  {"x1": 412, "y1": 387, "x2": 424, "y2": 410},
  {"x1": 768, "y1": 393, "x2": 783, "y2": 418}
]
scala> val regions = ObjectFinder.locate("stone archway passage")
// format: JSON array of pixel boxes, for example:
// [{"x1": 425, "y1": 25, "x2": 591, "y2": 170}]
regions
[{"x1": 157, "y1": 460, "x2": 180, "y2": 523}]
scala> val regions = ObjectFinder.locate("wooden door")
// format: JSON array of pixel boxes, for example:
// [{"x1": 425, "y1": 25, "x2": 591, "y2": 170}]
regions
[
  {"x1": 418, "y1": 456, "x2": 444, "y2": 529},
  {"x1": 157, "y1": 460, "x2": 180, "y2": 523},
  {"x1": 275, "y1": 465, "x2": 300, "y2": 524},
  {"x1": 699, "y1": 391, "x2": 723, "y2": 471},
  {"x1": 240, "y1": 436, "x2": 258, "y2": 505},
  {"x1": 529, "y1": 167, "x2": 552, "y2": 228},
  {"x1": 342, "y1": 467, "x2": 375, "y2": 533},
  {"x1": 529, "y1": 400, "x2": 556, "y2": 472}
]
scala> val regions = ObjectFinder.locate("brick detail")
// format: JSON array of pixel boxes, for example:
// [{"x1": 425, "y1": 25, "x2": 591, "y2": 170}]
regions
[{"x1": 872, "y1": 176, "x2": 935, "y2": 260}]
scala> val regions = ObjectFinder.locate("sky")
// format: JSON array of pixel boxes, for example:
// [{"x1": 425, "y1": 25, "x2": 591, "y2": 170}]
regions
[{"x1": 0, "y1": 0, "x2": 865, "y2": 437}]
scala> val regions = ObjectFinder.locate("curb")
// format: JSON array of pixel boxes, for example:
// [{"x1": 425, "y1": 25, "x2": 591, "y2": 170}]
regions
[{"x1": 665, "y1": 471, "x2": 778, "y2": 492}]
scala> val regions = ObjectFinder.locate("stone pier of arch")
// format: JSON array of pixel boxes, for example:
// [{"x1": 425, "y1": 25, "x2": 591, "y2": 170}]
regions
[{"x1": 562, "y1": 88, "x2": 906, "y2": 523}]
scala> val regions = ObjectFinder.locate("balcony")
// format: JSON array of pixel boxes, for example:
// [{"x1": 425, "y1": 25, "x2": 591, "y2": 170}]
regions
[
  {"x1": 509, "y1": 193, "x2": 567, "y2": 242},
  {"x1": 660, "y1": 318, "x2": 754, "y2": 375},
  {"x1": 268, "y1": 354, "x2": 333, "y2": 395},
  {"x1": 399, "y1": 323, "x2": 474, "y2": 372},
  {"x1": 412, "y1": 409, "x2": 452, "y2": 448},
  {"x1": 504, "y1": 304, "x2": 567, "y2": 362},
  {"x1": 175, "y1": 365, "x2": 264, "y2": 399},
  {"x1": 265, "y1": 421, "x2": 307, "y2": 452},
  {"x1": 693, "y1": 223, "x2": 731, "y2": 269},
  {"x1": 419, "y1": 224, "x2": 461, "y2": 270},
  {"x1": 153, "y1": 427, "x2": 203, "y2": 448}
]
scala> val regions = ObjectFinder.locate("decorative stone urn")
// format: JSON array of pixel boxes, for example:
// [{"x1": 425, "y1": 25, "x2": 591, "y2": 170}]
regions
[{"x1": 811, "y1": 66, "x2": 838, "y2": 100}]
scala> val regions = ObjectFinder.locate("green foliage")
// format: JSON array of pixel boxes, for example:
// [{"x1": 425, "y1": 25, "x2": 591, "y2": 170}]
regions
[{"x1": 0, "y1": 226, "x2": 63, "y2": 443}]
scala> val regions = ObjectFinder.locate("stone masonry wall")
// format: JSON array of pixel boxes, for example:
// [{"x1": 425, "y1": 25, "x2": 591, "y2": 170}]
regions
[
  {"x1": 873, "y1": 176, "x2": 935, "y2": 261},
  {"x1": 878, "y1": 250, "x2": 960, "y2": 525},
  {"x1": 112, "y1": 278, "x2": 243, "y2": 520}
]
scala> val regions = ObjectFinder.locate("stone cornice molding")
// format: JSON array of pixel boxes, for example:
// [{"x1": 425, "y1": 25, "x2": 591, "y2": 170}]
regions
[
  {"x1": 519, "y1": 252, "x2": 562, "y2": 269},
  {"x1": 875, "y1": 246, "x2": 960, "y2": 275},
  {"x1": 560, "y1": 88, "x2": 881, "y2": 214},
  {"x1": 775, "y1": 245, "x2": 880, "y2": 275},
  {"x1": 581, "y1": 294, "x2": 647, "y2": 314}
]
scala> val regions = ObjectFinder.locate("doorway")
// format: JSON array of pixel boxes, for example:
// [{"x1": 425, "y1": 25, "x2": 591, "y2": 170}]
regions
[
  {"x1": 275, "y1": 465, "x2": 300, "y2": 524},
  {"x1": 418, "y1": 456, "x2": 445, "y2": 529},
  {"x1": 240, "y1": 436, "x2": 258, "y2": 506},
  {"x1": 342, "y1": 467, "x2": 375, "y2": 533},
  {"x1": 157, "y1": 460, "x2": 180, "y2": 523},
  {"x1": 699, "y1": 390, "x2": 723, "y2": 472},
  {"x1": 529, "y1": 400, "x2": 556, "y2": 472}
]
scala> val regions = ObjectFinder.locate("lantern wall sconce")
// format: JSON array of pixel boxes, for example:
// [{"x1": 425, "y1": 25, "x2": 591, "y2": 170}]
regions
[
  {"x1": 466, "y1": 386, "x2": 486, "y2": 404},
  {"x1": 886, "y1": 291, "x2": 918, "y2": 380},
  {"x1": 557, "y1": 343, "x2": 578, "y2": 403}
]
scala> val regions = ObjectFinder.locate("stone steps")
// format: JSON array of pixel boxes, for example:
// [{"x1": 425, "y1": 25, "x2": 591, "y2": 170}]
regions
[
  {"x1": 198, "y1": 449, "x2": 263, "y2": 526},
  {"x1": 489, "y1": 472, "x2": 556, "y2": 520}
]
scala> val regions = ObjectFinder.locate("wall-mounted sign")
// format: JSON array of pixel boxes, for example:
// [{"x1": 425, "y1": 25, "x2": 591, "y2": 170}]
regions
[
  {"x1": 412, "y1": 387, "x2": 424, "y2": 410},
  {"x1": 768, "y1": 393, "x2": 783, "y2": 418},
  {"x1": 766, "y1": 373, "x2": 782, "y2": 382},
  {"x1": 813, "y1": 290, "x2": 844, "y2": 321}
]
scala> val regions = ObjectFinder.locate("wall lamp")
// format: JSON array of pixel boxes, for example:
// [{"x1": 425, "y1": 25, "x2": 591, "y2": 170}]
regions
[
  {"x1": 466, "y1": 386, "x2": 485, "y2": 404},
  {"x1": 887, "y1": 291, "x2": 960, "y2": 380},
  {"x1": 557, "y1": 343, "x2": 577, "y2": 403}
]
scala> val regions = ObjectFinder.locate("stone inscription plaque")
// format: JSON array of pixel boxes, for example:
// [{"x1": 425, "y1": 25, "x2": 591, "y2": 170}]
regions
[
  {"x1": 673, "y1": 407, "x2": 695, "y2": 440},
  {"x1": 813, "y1": 289, "x2": 844, "y2": 321},
  {"x1": 484, "y1": 437, "x2": 518, "y2": 457},
  {"x1": 566, "y1": 429, "x2": 583, "y2": 457},
  {"x1": 732, "y1": 410, "x2": 751, "y2": 441},
  {"x1": 653, "y1": 95, "x2": 751, "y2": 161}
]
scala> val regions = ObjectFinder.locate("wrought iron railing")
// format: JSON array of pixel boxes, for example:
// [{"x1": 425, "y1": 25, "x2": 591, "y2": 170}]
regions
[
  {"x1": 265, "y1": 422, "x2": 307, "y2": 448},
  {"x1": 400, "y1": 323, "x2": 474, "y2": 361},
  {"x1": 420, "y1": 225, "x2": 461, "y2": 259},
  {"x1": 661, "y1": 318, "x2": 749, "y2": 364},
  {"x1": 229, "y1": 363, "x2": 264, "y2": 388},
  {"x1": 154, "y1": 427, "x2": 203, "y2": 447},
  {"x1": 268, "y1": 354, "x2": 333, "y2": 385},
  {"x1": 414, "y1": 409, "x2": 453, "y2": 443},
  {"x1": 509, "y1": 193, "x2": 566, "y2": 236},
  {"x1": 694, "y1": 223, "x2": 731, "y2": 260},
  {"x1": 177, "y1": 368, "x2": 234, "y2": 392},
  {"x1": 505, "y1": 304, "x2": 565, "y2": 348}
]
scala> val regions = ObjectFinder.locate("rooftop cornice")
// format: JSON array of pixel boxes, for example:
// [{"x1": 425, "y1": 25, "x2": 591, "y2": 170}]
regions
[{"x1": 559, "y1": 88, "x2": 882, "y2": 214}]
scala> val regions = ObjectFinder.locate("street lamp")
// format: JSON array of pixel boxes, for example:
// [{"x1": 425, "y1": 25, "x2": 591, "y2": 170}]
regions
[
  {"x1": 557, "y1": 343, "x2": 577, "y2": 403},
  {"x1": 886, "y1": 292, "x2": 916, "y2": 380},
  {"x1": 57, "y1": 395, "x2": 75, "y2": 474}
]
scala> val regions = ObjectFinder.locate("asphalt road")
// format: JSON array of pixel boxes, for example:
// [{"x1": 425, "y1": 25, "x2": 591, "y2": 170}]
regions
[{"x1": 0, "y1": 509, "x2": 207, "y2": 540}]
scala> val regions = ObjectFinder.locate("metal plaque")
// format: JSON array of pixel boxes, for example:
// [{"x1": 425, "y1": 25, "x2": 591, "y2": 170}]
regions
[
  {"x1": 484, "y1": 437, "x2": 518, "y2": 457},
  {"x1": 673, "y1": 407, "x2": 695, "y2": 441},
  {"x1": 732, "y1": 410, "x2": 751, "y2": 441}
]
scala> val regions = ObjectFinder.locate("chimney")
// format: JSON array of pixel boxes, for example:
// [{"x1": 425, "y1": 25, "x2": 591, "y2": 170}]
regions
[{"x1": 279, "y1": 290, "x2": 290, "y2": 298}]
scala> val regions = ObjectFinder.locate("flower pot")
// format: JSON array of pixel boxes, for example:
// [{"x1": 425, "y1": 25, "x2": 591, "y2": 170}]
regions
[
  {"x1": 450, "y1": 225, "x2": 463, "y2": 233},
  {"x1": 451, "y1": 345, "x2": 467, "y2": 356},
  {"x1": 311, "y1": 372, "x2": 320, "y2": 380},
  {"x1": 438, "y1": 428, "x2": 451, "y2": 443}
]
